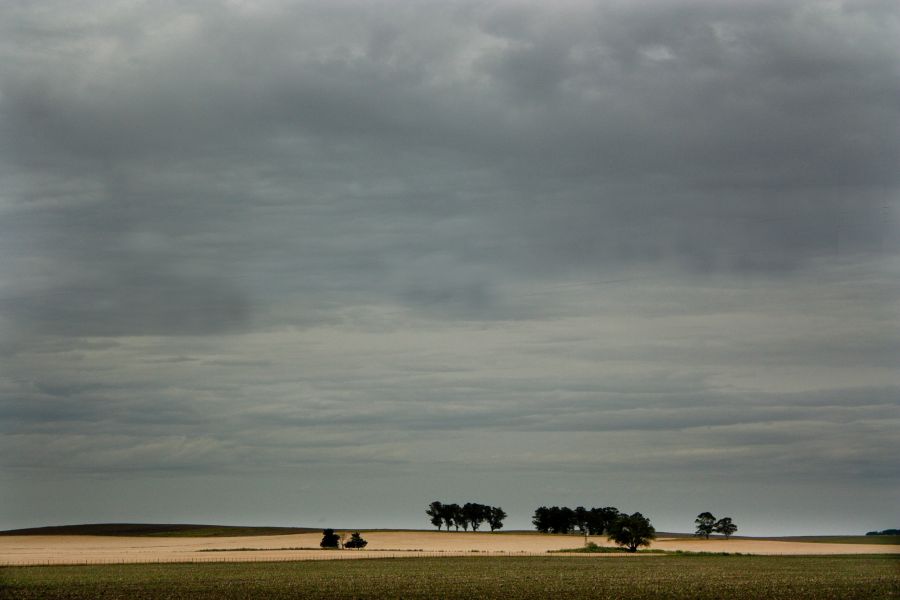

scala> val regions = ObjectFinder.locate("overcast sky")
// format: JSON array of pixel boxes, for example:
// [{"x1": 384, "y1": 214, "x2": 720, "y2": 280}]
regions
[{"x1": 1, "y1": 0, "x2": 898, "y2": 536}]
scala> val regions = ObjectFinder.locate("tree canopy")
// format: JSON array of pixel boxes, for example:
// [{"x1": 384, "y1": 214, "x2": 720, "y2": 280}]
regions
[
  {"x1": 426, "y1": 501, "x2": 444, "y2": 531},
  {"x1": 714, "y1": 517, "x2": 738, "y2": 538},
  {"x1": 532, "y1": 506, "x2": 619, "y2": 535},
  {"x1": 427, "y1": 501, "x2": 505, "y2": 532},
  {"x1": 344, "y1": 531, "x2": 368, "y2": 549},
  {"x1": 695, "y1": 512, "x2": 738, "y2": 539},
  {"x1": 607, "y1": 512, "x2": 656, "y2": 552},
  {"x1": 694, "y1": 512, "x2": 716, "y2": 539},
  {"x1": 320, "y1": 528, "x2": 340, "y2": 549},
  {"x1": 486, "y1": 506, "x2": 507, "y2": 532}
]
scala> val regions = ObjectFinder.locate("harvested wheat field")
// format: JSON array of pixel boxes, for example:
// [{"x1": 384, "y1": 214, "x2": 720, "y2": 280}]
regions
[{"x1": 1, "y1": 531, "x2": 896, "y2": 565}]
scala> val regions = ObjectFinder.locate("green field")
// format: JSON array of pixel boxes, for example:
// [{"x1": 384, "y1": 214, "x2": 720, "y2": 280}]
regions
[{"x1": 2, "y1": 556, "x2": 898, "y2": 599}]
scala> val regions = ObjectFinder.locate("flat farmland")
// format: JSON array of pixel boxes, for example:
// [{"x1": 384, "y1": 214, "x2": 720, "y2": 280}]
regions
[
  {"x1": 2, "y1": 556, "x2": 898, "y2": 599},
  {"x1": 0, "y1": 530, "x2": 896, "y2": 566}
]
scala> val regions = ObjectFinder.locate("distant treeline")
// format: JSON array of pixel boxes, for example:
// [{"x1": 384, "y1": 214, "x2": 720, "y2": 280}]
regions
[
  {"x1": 426, "y1": 501, "x2": 507, "y2": 532},
  {"x1": 866, "y1": 528, "x2": 899, "y2": 536},
  {"x1": 532, "y1": 506, "x2": 622, "y2": 535}
]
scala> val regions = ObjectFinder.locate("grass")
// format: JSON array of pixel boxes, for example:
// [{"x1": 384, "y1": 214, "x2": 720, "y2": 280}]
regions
[
  {"x1": 1, "y1": 556, "x2": 898, "y2": 599},
  {"x1": 554, "y1": 543, "x2": 740, "y2": 556},
  {"x1": 0, "y1": 524, "x2": 317, "y2": 537},
  {"x1": 553, "y1": 542, "x2": 667, "y2": 554}
]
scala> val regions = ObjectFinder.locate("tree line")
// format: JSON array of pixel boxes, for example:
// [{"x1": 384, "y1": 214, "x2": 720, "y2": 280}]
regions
[
  {"x1": 426, "y1": 501, "x2": 507, "y2": 532},
  {"x1": 529, "y1": 506, "x2": 741, "y2": 551},
  {"x1": 532, "y1": 506, "x2": 656, "y2": 552},
  {"x1": 532, "y1": 506, "x2": 622, "y2": 535}
]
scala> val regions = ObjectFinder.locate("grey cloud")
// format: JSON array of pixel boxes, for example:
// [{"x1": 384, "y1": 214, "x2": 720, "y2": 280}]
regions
[
  {"x1": 1, "y1": 0, "x2": 898, "y2": 533},
  {"x1": 4, "y1": 273, "x2": 250, "y2": 337},
  {"x1": 1, "y1": 0, "x2": 897, "y2": 318}
]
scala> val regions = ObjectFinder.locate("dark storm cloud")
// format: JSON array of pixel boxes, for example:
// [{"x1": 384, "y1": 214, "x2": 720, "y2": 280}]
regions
[{"x1": 1, "y1": 0, "x2": 897, "y2": 336}]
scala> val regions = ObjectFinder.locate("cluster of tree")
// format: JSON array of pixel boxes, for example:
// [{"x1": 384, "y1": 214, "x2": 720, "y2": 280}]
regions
[
  {"x1": 694, "y1": 512, "x2": 738, "y2": 539},
  {"x1": 866, "y1": 529, "x2": 899, "y2": 536},
  {"x1": 532, "y1": 506, "x2": 622, "y2": 535},
  {"x1": 426, "y1": 501, "x2": 507, "y2": 532},
  {"x1": 319, "y1": 529, "x2": 368, "y2": 549},
  {"x1": 531, "y1": 506, "x2": 656, "y2": 552}
]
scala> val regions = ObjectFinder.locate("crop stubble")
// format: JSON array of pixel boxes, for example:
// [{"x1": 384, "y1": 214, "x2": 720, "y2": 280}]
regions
[{"x1": 1, "y1": 555, "x2": 898, "y2": 599}]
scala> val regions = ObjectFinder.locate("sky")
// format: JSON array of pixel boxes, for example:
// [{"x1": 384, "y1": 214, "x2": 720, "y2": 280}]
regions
[{"x1": 1, "y1": 0, "x2": 898, "y2": 536}]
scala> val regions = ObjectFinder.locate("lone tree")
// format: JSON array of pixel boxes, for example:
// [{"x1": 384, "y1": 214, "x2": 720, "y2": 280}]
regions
[
  {"x1": 426, "y1": 501, "x2": 444, "y2": 531},
  {"x1": 344, "y1": 532, "x2": 368, "y2": 549},
  {"x1": 607, "y1": 512, "x2": 656, "y2": 552},
  {"x1": 320, "y1": 528, "x2": 340, "y2": 549},
  {"x1": 487, "y1": 506, "x2": 507, "y2": 532},
  {"x1": 695, "y1": 512, "x2": 717, "y2": 539},
  {"x1": 714, "y1": 517, "x2": 738, "y2": 539}
]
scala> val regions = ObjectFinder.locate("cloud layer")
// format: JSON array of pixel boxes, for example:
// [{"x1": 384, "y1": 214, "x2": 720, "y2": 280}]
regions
[{"x1": 1, "y1": 0, "x2": 898, "y2": 534}]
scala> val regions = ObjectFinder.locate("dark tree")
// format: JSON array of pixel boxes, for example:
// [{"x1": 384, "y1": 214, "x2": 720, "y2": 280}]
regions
[
  {"x1": 438, "y1": 503, "x2": 454, "y2": 531},
  {"x1": 463, "y1": 503, "x2": 487, "y2": 532},
  {"x1": 445, "y1": 503, "x2": 462, "y2": 531},
  {"x1": 426, "y1": 501, "x2": 444, "y2": 531},
  {"x1": 547, "y1": 506, "x2": 576, "y2": 534},
  {"x1": 487, "y1": 506, "x2": 507, "y2": 532},
  {"x1": 536, "y1": 505, "x2": 620, "y2": 535},
  {"x1": 583, "y1": 506, "x2": 618, "y2": 536},
  {"x1": 574, "y1": 506, "x2": 589, "y2": 534},
  {"x1": 596, "y1": 507, "x2": 620, "y2": 535},
  {"x1": 533, "y1": 506, "x2": 551, "y2": 533},
  {"x1": 344, "y1": 532, "x2": 368, "y2": 549},
  {"x1": 457, "y1": 507, "x2": 471, "y2": 531},
  {"x1": 478, "y1": 503, "x2": 491, "y2": 531},
  {"x1": 695, "y1": 512, "x2": 716, "y2": 539},
  {"x1": 607, "y1": 512, "x2": 656, "y2": 552},
  {"x1": 320, "y1": 528, "x2": 340, "y2": 549},
  {"x1": 585, "y1": 508, "x2": 604, "y2": 535},
  {"x1": 713, "y1": 517, "x2": 737, "y2": 539}
]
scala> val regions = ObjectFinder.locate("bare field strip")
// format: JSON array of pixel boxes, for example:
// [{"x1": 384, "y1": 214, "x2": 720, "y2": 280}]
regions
[{"x1": 1, "y1": 531, "x2": 897, "y2": 565}]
